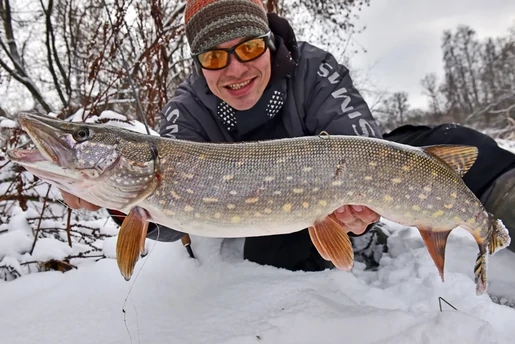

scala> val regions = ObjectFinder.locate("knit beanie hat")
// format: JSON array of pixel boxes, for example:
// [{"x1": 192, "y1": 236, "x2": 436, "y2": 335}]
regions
[{"x1": 184, "y1": 0, "x2": 270, "y2": 54}]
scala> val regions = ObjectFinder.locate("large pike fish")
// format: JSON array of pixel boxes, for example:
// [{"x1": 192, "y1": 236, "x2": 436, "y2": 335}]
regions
[{"x1": 7, "y1": 113, "x2": 511, "y2": 295}]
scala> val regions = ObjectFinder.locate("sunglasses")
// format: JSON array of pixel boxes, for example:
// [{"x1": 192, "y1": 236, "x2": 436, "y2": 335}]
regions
[{"x1": 192, "y1": 32, "x2": 272, "y2": 70}]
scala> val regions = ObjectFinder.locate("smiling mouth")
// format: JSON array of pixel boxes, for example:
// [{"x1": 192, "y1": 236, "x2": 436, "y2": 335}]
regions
[{"x1": 225, "y1": 78, "x2": 253, "y2": 90}]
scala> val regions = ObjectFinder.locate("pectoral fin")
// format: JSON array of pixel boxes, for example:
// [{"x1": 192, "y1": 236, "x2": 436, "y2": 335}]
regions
[
  {"x1": 308, "y1": 226, "x2": 330, "y2": 261},
  {"x1": 308, "y1": 214, "x2": 354, "y2": 271},
  {"x1": 116, "y1": 206, "x2": 149, "y2": 281},
  {"x1": 418, "y1": 227, "x2": 452, "y2": 281}
]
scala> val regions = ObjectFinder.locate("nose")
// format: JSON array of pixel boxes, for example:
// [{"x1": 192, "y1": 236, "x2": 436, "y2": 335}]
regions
[{"x1": 224, "y1": 54, "x2": 248, "y2": 77}]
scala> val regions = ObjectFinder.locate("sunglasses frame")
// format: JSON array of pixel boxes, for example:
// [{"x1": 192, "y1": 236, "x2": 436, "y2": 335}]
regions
[{"x1": 192, "y1": 31, "x2": 273, "y2": 71}]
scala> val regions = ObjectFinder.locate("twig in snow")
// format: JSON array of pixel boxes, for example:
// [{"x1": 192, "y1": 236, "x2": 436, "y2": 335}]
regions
[
  {"x1": 66, "y1": 207, "x2": 72, "y2": 247},
  {"x1": 0, "y1": 160, "x2": 11, "y2": 170},
  {"x1": 29, "y1": 184, "x2": 52, "y2": 254},
  {"x1": 438, "y1": 297, "x2": 458, "y2": 311}
]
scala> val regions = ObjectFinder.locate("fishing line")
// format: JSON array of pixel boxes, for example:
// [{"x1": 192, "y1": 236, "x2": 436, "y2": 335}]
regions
[{"x1": 121, "y1": 223, "x2": 161, "y2": 344}]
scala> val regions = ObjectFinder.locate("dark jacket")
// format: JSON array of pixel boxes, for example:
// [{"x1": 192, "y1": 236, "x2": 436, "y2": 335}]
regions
[
  {"x1": 159, "y1": 44, "x2": 381, "y2": 144},
  {"x1": 111, "y1": 14, "x2": 382, "y2": 242}
]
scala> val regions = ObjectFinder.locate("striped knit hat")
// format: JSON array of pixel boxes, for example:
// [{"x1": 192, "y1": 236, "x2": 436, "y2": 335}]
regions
[{"x1": 184, "y1": 0, "x2": 270, "y2": 54}]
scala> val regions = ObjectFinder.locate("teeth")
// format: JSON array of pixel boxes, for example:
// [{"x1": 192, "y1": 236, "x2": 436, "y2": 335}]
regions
[{"x1": 227, "y1": 80, "x2": 251, "y2": 90}]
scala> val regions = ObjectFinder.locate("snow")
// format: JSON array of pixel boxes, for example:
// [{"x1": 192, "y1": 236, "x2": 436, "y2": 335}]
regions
[
  {"x1": 1, "y1": 218, "x2": 515, "y2": 343},
  {"x1": 0, "y1": 230, "x2": 32, "y2": 259},
  {"x1": 1, "y1": 111, "x2": 515, "y2": 343},
  {"x1": 0, "y1": 119, "x2": 17, "y2": 128},
  {"x1": 30, "y1": 238, "x2": 74, "y2": 261},
  {"x1": 498, "y1": 139, "x2": 515, "y2": 153},
  {"x1": 68, "y1": 108, "x2": 160, "y2": 136}
]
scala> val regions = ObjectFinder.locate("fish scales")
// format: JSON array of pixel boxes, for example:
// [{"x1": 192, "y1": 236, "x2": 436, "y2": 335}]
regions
[
  {"x1": 7, "y1": 113, "x2": 511, "y2": 294},
  {"x1": 142, "y1": 134, "x2": 484, "y2": 239}
]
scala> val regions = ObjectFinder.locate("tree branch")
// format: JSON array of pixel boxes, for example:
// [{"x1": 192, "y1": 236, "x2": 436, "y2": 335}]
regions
[
  {"x1": 47, "y1": 0, "x2": 72, "y2": 99},
  {"x1": 62, "y1": 0, "x2": 73, "y2": 99},
  {"x1": 40, "y1": 0, "x2": 67, "y2": 108},
  {"x1": 0, "y1": 54, "x2": 53, "y2": 113},
  {"x1": 0, "y1": 0, "x2": 53, "y2": 113},
  {"x1": 0, "y1": 0, "x2": 23, "y2": 69},
  {"x1": 488, "y1": 102, "x2": 515, "y2": 115}
]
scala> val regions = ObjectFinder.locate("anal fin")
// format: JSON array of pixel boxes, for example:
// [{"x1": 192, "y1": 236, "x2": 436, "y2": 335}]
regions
[
  {"x1": 116, "y1": 206, "x2": 149, "y2": 281},
  {"x1": 418, "y1": 228, "x2": 452, "y2": 281},
  {"x1": 308, "y1": 214, "x2": 354, "y2": 271}
]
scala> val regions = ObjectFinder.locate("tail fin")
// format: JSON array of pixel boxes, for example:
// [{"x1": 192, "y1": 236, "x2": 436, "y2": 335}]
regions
[
  {"x1": 472, "y1": 215, "x2": 510, "y2": 296},
  {"x1": 488, "y1": 214, "x2": 511, "y2": 255},
  {"x1": 474, "y1": 245, "x2": 488, "y2": 295}
]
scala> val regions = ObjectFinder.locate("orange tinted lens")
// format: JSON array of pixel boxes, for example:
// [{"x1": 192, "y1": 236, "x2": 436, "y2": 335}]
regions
[
  {"x1": 197, "y1": 50, "x2": 228, "y2": 69},
  {"x1": 234, "y1": 38, "x2": 266, "y2": 61}
]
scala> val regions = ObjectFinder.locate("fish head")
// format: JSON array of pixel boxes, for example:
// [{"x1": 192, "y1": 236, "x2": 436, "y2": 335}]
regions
[{"x1": 7, "y1": 113, "x2": 154, "y2": 193}]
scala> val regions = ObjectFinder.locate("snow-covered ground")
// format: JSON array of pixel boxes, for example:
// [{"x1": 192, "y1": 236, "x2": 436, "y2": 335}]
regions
[
  {"x1": 1, "y1": 223, "x2": 515, "y2": 344},
  {"x1": 1, "y1": 115, "x2": 515, "y2": 344}
]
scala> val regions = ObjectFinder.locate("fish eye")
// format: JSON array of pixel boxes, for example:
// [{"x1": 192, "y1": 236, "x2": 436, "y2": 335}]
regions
[{"x1": 73, "y1": 127, "x2": 90, "y2": 142}]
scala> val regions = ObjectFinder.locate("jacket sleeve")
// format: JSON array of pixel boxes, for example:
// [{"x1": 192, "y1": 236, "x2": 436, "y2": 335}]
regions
[
  {"x1": 301, "y1": 44, "x2": 382, "y2": 139},
  {"x1": 159, "y1": 83, "x2": 209, "y2": 142}
]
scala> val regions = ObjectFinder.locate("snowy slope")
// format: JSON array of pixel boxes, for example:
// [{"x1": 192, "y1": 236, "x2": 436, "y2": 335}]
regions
[{"x1": 1, "y1": 223, "x2": 515, "y2": 344}]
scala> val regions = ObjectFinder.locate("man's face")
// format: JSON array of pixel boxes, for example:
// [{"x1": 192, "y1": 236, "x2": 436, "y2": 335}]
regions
[{"x1": 202, "y1": 37, "x2": 272, "y2": 111}]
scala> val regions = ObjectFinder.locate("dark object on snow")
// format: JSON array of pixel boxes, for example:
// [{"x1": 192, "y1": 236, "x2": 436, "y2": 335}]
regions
[
  {"x1": 39, "y1": 259, "x2": 77, "y2": 273},
  {"x1": 351, "y1": 222, "x2": 389, "y2": 271}
]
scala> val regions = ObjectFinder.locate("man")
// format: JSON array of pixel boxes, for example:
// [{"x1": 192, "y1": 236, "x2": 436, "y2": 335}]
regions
[{"x1": 61, "y1": 0, "x2": 515, "y2": 272}]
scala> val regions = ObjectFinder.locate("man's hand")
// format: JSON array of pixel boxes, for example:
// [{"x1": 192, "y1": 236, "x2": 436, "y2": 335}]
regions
[
  {"x1": 333, "y1": 205, "x2": 380, "y2": 235},
  {"x1": 60, "y1": 189, "x2": 101, "y2": 211}
]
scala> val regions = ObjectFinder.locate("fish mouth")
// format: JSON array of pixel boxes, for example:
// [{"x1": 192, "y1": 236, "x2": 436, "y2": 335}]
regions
[{"x1": 8, "y1": 113, "x2": 72, "y2": 168}]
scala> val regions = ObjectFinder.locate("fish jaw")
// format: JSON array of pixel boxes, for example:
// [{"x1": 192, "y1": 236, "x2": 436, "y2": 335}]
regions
[
  {"x1": 9, "y1": 113, "x2": 162, "y2": 212},
  {"x1": 15, "y1": 113, "x2": 75, "y2": 168},
  {"x1": 7, "y1": 116, "x2": 84, "y2": 188},
  {"x1": 7, "y1": 113, "x2": 124, "y2": 186},
  {"x1": 8, "y1": 148, "x2": 104, "y2": 195}
]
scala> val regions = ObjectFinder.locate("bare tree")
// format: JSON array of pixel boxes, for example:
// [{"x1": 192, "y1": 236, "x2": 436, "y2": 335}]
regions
[
  {"x1": 374, "y1": 91, "x2": 410, "y2": 131},
  {"x1": 419, "y1": 23, "x2": 515, "y2": 135},
  {"x1": 0, "y1": 0, "x2": 189, "y2": 123},
  {"x1": 421, "y1": 73, "x2": 443, "y2": 119},
  {"x1": 439, "y1": 26, "x2": 483, "y2": 121},
  {"x1": 269, "y1": 0, "x2": 371, "y2": 62}
]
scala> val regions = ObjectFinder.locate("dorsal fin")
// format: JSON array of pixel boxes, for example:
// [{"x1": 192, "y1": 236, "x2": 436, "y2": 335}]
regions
[{"x1": 422, "y1": 145, "x2": 478, "y2": 177}]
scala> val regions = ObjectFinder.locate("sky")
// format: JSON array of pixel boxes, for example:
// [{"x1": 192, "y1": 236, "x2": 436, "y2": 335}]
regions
[{"x1": 350, "y1": 0, "x2": 515, "y2": 110}]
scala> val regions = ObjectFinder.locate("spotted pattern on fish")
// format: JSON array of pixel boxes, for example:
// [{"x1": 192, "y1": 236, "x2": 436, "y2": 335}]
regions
[{"x1": 8, "y1": 113, "x2": 512, "y2": 295}]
